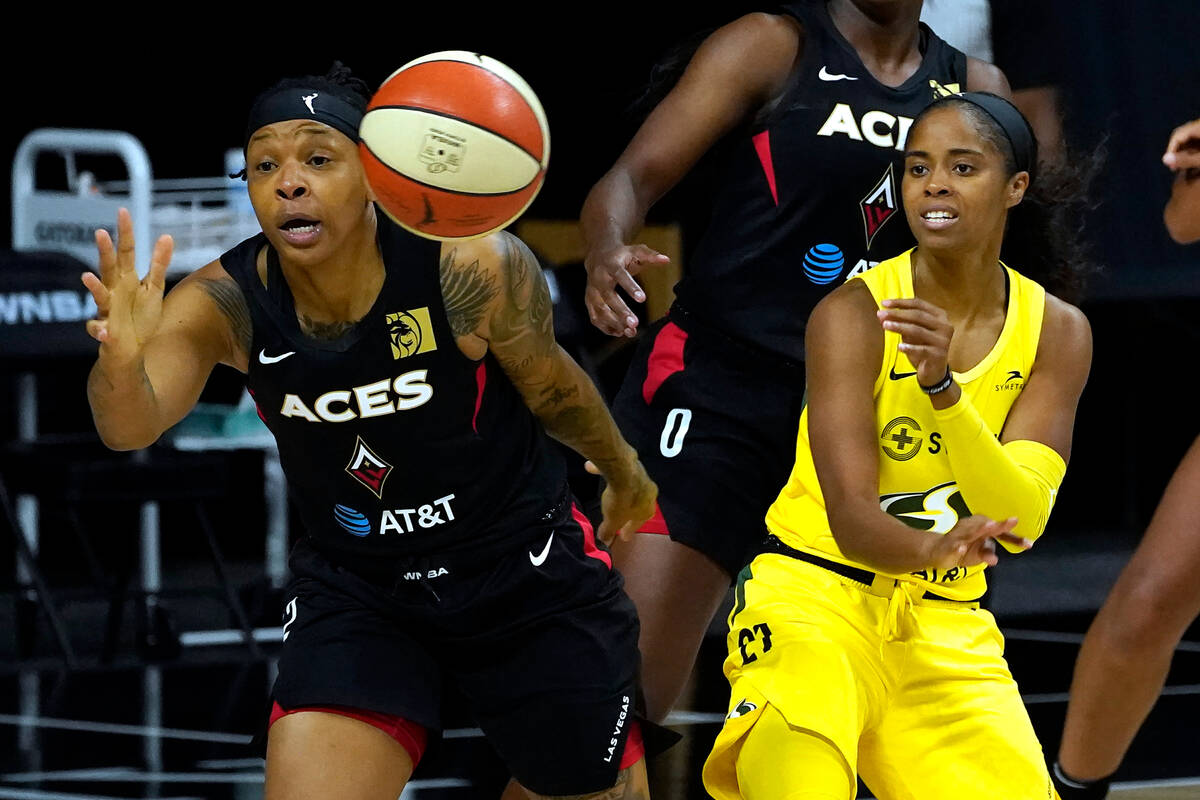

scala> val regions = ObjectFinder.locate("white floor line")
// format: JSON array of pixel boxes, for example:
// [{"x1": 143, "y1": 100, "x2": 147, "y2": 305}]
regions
[
  {"x1": 0, "y1": 788, "x2": 201, "y2": 800},
  {"x1": 1113, "y1": 776, "x2": 1200, "y2": 790},
  {"x1": 0, "y1": 714, "x2": 249, "y2": 745},
  {"x1": 1002, "y1": 628, "x2": 1200, "y2": 653}
]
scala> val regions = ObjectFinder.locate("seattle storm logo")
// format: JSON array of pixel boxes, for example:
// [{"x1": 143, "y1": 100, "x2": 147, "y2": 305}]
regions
[{"x1": 385, "y1": 307, "x2": 438, "y2": 360}]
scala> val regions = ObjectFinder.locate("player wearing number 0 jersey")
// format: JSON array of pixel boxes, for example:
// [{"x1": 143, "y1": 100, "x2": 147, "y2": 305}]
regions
[{"x1": 702, "y1": 92, "x2": 1098, "y2": 800}]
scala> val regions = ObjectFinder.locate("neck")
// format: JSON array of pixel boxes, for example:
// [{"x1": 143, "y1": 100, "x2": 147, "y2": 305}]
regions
[
  {"x1": 827, "y1": 0, "x2": 922, "y2": 74},
  {"x1": 278, "y1": 208, "x2": 383, "y2": 322},
  {"x1": 910, "y1": 238, "x2": 1006, "y2": 320}
]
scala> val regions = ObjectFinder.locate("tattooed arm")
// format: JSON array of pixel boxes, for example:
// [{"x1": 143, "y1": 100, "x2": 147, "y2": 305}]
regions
[
  {"x1": 439, "y1": 233, "x2": 657, "y2": 543},
  {"x1": 85, "y1": 253, "x2": 251, "y2": 451}
]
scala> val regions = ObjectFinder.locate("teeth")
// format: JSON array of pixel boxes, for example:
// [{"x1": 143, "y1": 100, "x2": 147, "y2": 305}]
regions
[
  {"x1": 923, "y1": 211, "x2": 955, "y2": 220},
  {"x1": 286, "y1": 224, "x2": 318, "y2": 233}
]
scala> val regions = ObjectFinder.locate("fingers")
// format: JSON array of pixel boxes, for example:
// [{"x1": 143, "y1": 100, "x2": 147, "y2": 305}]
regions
[
  {"x1": 1165, "y1": 149, "x2": 1200, "y2": 173},
  {"x1": 115, "y1": 207, "x2": 136, "y2": 277},
  {"x1": 95, "y1": 228, "x2": 117, "y2": 285},
  {"x1": 86, "y1": 319, "x2": 109, "y2": 343},
  {"x1": 1163, "y1": 119, "x2": 1200, "y2": 166},
  {"x1": 583, "y1": 460, "x2": 601, "y2": 476},
  {"x1": 996, "y1": 532, "x2": 1034, "y2": 551},
  {"x1": 614, "y1": 267, "x2": 646, "y2": 304},
  {"x1": 596, "y1": 518, "x2": 616, "y2": 547},
  {"x1": 585, "y1": 287, "x2": 628, "y2": 336},
  {"x1": 146, "y1": 235, "x2": 175, "y2": 293},
  {"x1": 81, "y1": 271, "x2": 111, "y2": 313}
]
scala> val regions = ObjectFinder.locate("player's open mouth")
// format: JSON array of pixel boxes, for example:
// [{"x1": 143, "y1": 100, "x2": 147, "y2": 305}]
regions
[
  {"x1": 279, "y1": 217, "x2": 323, "y2": 246},
  {"x1": 920, "y1": 207, "x2": 958, "y2": 230}
]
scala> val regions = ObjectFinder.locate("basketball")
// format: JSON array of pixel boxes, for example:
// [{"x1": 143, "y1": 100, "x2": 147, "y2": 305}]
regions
[{"x1": 358, "y1": 51, "x2": 550, "y2": 241}]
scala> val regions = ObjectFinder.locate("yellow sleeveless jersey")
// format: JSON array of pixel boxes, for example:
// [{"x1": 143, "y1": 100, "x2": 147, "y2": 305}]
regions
[{"x1": 765, "y1": 249, "x2": 1045, "y2": 601}]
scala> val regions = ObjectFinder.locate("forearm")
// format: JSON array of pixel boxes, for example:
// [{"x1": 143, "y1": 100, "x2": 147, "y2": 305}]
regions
[
  {"x1": 580, "y1": 168, "x2": 648, "y2": 253},
  {"x1": 933, "y1": 392, "x2": 1065, "y2": 547},
  {"x1": 87, "y1": 356, "x2": 166, "y2": 450},
  {"x1": 529, "y1": 348, "x2": 640, "y2": 483},
  {"x1": 828, "y1": 501, "x2": 941, "y2": 575}
]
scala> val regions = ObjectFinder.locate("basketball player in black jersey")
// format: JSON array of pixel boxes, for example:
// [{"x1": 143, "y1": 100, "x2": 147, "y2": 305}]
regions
[
  {"x1": 83, "y1": 65, "x2": 658, "y2": 800},
  {"x1": 580, "y1": 0, "x2": 1011, "y2": 726}
]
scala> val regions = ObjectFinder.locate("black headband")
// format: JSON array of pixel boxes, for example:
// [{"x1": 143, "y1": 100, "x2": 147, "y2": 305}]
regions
[
  {"x1": 953, "y1": 92, "x2": 1038, "y2": 185},
  {"x1": 243, "y1": 87, "x2": 364, "y2": 151}
]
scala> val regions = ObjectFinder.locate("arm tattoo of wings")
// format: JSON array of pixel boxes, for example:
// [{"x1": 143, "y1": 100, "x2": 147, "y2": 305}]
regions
[
  {"x1": 440, "y1": 248, "x2": 500, "y2": 337},
  {"x1": 490, "y1": 232, "x2": 555, "y2": 378},
  {"x1": 198, "y1": 277, "x2": 253, "y2": 357}
]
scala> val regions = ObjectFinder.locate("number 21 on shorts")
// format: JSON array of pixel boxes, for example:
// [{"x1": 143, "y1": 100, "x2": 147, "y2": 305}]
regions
[{"x1": 660, "y1": 408, "x2": 692, "y2": 458}]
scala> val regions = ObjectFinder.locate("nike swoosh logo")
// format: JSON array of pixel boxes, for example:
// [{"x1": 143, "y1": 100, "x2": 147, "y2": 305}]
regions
[
  {"x1": 889, "y1": 367, "x2": 917, "y2": 380},
  {"x1": 818, "y1": 66, "x2": 858, "y2": 82},
  {"x1": 529, "y1": 533, "x2": 555, "y2": 567},
  {"x1": 258, "y1": 349, "x2": 296, "y2": 364}
]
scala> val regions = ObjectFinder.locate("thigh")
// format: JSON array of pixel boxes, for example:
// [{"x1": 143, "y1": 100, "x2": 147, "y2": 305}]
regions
[
  {"x1": 861, "y1": 608, "x2": 1054, "y2": 800},
  {"x1": 451, "y1": 517, "x2": 650, "y2": 797},
  {"x1": 706, "y1": 555, "x2": 885, "y2": 793},
  {"x1": 736, "y1": 704, "x2": 854, "y2": 800},
  {"x1": 272, "y1": 541, "x2": 442, "y2": 730},
  {"x1": 522, "y1": 763, "x2": 650, "y2": 800},
  {"x1": 264, "y1": 711, "x2": 413, "y2": 800}
]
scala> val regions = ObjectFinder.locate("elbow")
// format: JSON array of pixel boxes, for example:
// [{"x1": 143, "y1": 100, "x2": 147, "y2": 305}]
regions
[
  {"x1": 827, "y1": 506, "x2": 869, "y2": 563},
  {"x1": 93, "y1": 422, "x2": 160, "y2": 452},
  {"x1": 1164, "y1": 202, "x2": 1200, "y2": 244}
]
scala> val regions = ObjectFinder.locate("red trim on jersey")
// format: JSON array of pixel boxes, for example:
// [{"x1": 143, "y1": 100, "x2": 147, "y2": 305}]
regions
[
  {"x1": 637, "y1": 502, "x2": 671, "y2": 536},
  {"x1": 472, "y1": 360, "x2": 487, "y2": 433},
  {"x1": 246, "y1": 388, "x2": 268, "y2": 426},
  {"x1": 620, "y1": 720, "x2": 646, "y2": 769},
  {"x1": 572, "y1": 504, "x2": 612, "y2": 569},
  {"x1": 642, "y1": 322, "x2": 688, "y2": 405},
  {"x1": 751, "y1": 130, "x2": 779, "y2": 206},
  {"x1": 269, "y1": 701, "x2": 428, "y2": 766}
]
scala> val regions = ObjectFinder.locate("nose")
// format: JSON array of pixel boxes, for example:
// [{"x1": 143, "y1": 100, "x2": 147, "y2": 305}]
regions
[
  {"x1": 924, "y1": 169, "x2": 952, "y2": 196},
  {"x1": 275, "y1": 162, "x2": 307, "y2": 200}
]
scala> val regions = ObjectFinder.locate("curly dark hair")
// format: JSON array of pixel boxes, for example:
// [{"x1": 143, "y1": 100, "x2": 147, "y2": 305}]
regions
[
  {"x1": 910, "y1": 95, "x2": 1106, "y2": 304},
  {"x1": 255, "y1": 60, "x2": 372, "y2": 110}
]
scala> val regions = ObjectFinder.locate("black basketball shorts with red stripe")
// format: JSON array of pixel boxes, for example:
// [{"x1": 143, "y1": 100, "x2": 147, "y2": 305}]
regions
[
  {"x1": 611, "y1": 309, "x2": 809, "y2": 579},
  {"x1": 269, "y1": 490, "x2": 652, "y2": 796}
]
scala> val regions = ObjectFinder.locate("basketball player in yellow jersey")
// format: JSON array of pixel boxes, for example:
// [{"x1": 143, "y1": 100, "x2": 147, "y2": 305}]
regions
[{"x1": 702, "y1": 92, "x2": 1095, "y2": 800}]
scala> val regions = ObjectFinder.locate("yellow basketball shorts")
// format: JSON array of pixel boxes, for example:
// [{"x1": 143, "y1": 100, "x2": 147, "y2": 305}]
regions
[{"x1": 702, "y1": 552, "x2": 1058, "y2": 800}]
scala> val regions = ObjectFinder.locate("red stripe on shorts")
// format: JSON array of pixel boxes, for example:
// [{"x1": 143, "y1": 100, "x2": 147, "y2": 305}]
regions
[
  {"x1": 642, "y1": 322, "x2": 688, "y2": 405},
  {"x1": 472, "y1": 360, "x2": 487, "y2": 433},
  {"x1": 637, "y1": 502, "x2": 670, "y2": 536},
  {"x1": 571, "y1": 504, "x2": 612, "y2": 569},
  {"x1": 620, "y1": 720, "x2": 646, "y2": 769},
  {"x1": 269, "y1": 701, "x2": 428, "y2": 767}
]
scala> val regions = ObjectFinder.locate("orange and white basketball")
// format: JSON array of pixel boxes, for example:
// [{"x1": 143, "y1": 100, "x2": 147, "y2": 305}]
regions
[{"x1": 359, "y1": 51, "x2": 550, "y2": 241}]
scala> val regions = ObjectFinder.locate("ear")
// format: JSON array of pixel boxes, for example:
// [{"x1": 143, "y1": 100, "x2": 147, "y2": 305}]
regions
[{"x1": 1005, "y1": 170, "x2": 1030, "y2": 209}]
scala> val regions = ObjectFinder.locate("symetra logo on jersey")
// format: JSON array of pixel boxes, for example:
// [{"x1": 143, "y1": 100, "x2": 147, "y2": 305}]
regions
[{"x1": 279, "y1": 371, "x2": 434, "y2": 423}]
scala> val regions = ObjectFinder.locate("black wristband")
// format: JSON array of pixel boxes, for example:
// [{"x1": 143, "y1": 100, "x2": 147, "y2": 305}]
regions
[
  {"x1": 1051, "y1": 762, "x2": 1113, "y2": 800},
  {"x1": 919, "y1": 367, "x2": 954, "y2": 395}
]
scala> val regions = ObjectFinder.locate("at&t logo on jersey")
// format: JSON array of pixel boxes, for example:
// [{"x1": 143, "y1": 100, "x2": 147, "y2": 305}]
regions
[
  {"x1": 803, "y1": 244, "x2": 844, "y2": 285},
  {"x1": 880, "y1": 481, "x2": 969, "y2": 533},
  {"x1": 332, "y1": 494, "x2": 459, "y2": 537},
  {"x1": 279, "y1": 370, "x2": 434, "y2": 423}
]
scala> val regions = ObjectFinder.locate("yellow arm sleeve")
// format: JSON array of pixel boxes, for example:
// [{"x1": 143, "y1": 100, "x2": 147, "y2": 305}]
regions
[{"x1": 931, "y1": 395, "x2": 1067, "y2": 550}]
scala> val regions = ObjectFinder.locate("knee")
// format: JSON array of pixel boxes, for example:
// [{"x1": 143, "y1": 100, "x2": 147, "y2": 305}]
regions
[{"x1": 1094, "y1": 572, "x2": 1193, "y2": 655}]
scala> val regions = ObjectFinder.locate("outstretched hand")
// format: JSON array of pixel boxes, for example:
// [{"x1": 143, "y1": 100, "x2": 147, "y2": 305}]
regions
[
  {"x1": 583, "y1": 244, "x2": 670, "y2": 338},
  {"x1": 925, "y1": 515, "x2": 1030, "y2": 570},
  {"x1": 584, "y1": 459, "x2": 658, "y2": 546},
  {"x1": 81, "y1": 208, "x2": 174, "y2": 365}
]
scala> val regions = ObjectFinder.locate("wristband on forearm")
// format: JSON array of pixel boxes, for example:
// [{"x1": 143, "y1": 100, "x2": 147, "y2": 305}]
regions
[
  {"x1": 919, "y1": 367, "x2": 954, "y2": 395},
  {"x1": 1051, "y1": 762, "x2": 1112, "y2": 800}
]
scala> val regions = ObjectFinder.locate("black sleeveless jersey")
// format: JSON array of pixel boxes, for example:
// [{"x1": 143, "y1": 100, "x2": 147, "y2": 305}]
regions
[
  {"x1": 221, "y1": 216, "x2": 567, "y2": 560},
  {"x1": 671, "y1": 1, "x2": 968, "y2": 362}
]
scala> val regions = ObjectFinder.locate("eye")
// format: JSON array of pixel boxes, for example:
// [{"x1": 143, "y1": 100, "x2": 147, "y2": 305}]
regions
[
  {"x1": 952, "y1": 162, "x2": 974, "y2": 175},
  {"x1": 309, "y1": 155, "x2": 331, "y2": 167},
  {"x1": 909, "y1": 163, "x2": 929, "y2": 177},
  {"x1": 255, "y1": 161, "x2": 276, "y2": 174}
]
